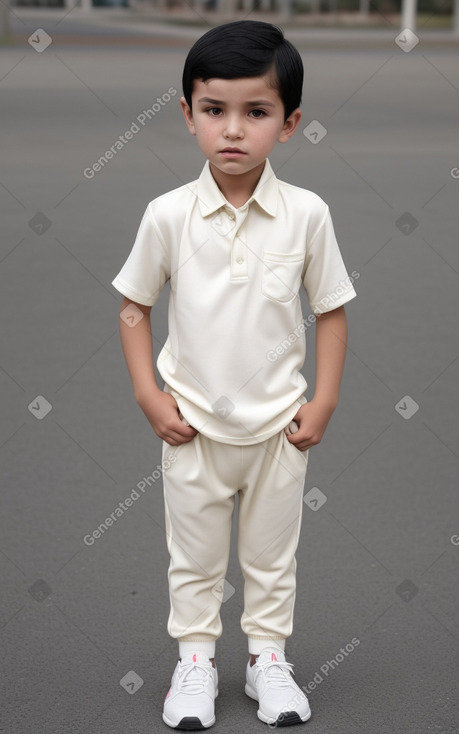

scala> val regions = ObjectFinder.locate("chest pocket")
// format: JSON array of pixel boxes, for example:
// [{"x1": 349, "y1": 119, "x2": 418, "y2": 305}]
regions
[{"x1": 262, "y1": 250, "x2": 305, "y2": 303}]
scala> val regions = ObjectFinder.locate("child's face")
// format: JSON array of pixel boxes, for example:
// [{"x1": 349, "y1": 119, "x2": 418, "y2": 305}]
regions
[{"x1": 180, "y1": 74, "x2": 301, "y2": 178}]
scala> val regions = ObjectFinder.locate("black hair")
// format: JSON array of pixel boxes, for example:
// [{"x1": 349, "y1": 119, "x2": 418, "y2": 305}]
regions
[{"x1": 182, "y1": 20, "x2": 303, "y2": 122}]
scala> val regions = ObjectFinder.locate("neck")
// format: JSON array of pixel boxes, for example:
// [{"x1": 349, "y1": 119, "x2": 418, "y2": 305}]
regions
[{"x1": 209, "y1": 160, "x2": 266, "y2": 208}]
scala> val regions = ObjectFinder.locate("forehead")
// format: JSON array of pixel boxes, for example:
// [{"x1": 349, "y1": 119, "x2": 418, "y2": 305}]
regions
[{"x1": 191, "y1": 75, "x2": 282, "y2": 104}]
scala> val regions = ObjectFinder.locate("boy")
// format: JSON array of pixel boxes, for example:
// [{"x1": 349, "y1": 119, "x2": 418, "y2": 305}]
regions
[{"x1": 112, "y1": 20, "x2": 357, "y2": 729}]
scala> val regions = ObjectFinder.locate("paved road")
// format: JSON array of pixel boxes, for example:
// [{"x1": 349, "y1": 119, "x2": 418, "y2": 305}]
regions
[{"x1": 0, "y1": 14, "x2": 458, "y2": 734}]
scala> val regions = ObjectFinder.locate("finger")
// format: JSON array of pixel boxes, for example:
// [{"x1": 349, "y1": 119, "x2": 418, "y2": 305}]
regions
[
  {"x1": 177, "y1": 413, "x2": 198, "y2": 435},
  {"x1": 287, "y1": 431, "x2": 306, "y2": 445},
  {"x1": 173, "y1": 423, "x2": 198, "y2": 438},
  {"x1": 163, "y1": 425, "x2": 198, "y2": 444},
  {"x1": 163, "y1": 433, "x2": 191, "y2": 446},
  {"x1": 285, "y1": 420, "x2": 299, "y2": 436},
  {"x1": 289, "y1": 436, "x2": 311, "y2": 450}
]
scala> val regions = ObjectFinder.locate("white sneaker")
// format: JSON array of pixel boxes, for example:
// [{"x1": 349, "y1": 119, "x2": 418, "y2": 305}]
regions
[
  {"x1": 245, "y1": 647, "x2": 311, "y2": 726},
  {"x1": 162, "y1": 651, "x2": 218, "y2": 730}
]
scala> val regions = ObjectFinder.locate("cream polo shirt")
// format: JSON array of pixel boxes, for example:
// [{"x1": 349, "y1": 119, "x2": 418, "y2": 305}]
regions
[{"x1": 112, "y1": 158, "x2": 357, "y2": 445}]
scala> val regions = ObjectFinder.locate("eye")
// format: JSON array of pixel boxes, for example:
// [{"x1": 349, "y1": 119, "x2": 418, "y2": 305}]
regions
[
  {"x1": 207, "y1": 107, "x2": 222, "y2": 116},
  {"x1": 249, "y1": 109, "x2": 266, "y2": 118}
]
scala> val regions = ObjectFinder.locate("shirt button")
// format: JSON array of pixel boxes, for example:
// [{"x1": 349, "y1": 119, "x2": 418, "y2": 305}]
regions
[
  {"x1": 236, "y1": 257, "x2": 244, "y2": 264},
  {"x1": 227, "y1": 212, "x2": 235, "y2": 220}
]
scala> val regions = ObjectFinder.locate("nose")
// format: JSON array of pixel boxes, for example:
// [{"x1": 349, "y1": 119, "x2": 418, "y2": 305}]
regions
[{"x1": 223, "y1": 113, "x2": 244, "y2": 140}]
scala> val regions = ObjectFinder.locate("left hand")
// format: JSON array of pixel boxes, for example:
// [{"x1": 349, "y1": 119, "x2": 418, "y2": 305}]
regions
[{"x1": 286, "y1": 398, "x2": 336, "y2": 452}]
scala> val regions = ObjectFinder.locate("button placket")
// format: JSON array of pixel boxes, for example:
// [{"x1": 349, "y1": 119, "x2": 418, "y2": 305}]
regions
[
  {"x1": 211, "y1": 207, "x2": 237, "y2": 238},
  {"x1": 230, "y1": 209, "x2": 248, "y2": 280}
]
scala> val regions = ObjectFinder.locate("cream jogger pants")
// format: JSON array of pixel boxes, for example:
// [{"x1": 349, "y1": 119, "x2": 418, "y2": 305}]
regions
[{"x1": 161, "y1": 427, "x2": 309, "y2": 658}]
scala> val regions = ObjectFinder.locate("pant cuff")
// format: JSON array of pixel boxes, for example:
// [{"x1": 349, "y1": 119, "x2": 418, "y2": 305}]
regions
[
  {"x1": 179, "y1": 640, "x2": 216, "y2": 658},
  {"x1": 248, "y1": 637, "x2": 286, "y2": 655}
]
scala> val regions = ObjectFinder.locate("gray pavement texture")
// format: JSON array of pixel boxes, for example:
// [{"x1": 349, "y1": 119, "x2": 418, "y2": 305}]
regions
[{"x1": 1, "y1": 11, "x2": 458, "y2": 734}]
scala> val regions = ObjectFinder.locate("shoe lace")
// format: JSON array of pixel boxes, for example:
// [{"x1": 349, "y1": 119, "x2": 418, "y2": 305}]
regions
[
  {"x1": 178, "y1": 660, "x2": 213, "y2": 692},
  {"x1": 257, "y1": 659, "x2": 296, "y2": 689}
]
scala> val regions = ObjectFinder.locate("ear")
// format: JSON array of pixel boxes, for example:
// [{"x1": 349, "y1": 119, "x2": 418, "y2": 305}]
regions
[
  {"x1": 278, "y1": 108, "x2": 302, "y2": 144},
  {"x1": 180, "y1": 96, "x2": 196, "y2": 136}
]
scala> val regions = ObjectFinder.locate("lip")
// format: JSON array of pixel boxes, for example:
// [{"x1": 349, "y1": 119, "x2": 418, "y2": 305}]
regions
[{"x1": 220, "y1": 148, "x2": 246, "y2": 158}]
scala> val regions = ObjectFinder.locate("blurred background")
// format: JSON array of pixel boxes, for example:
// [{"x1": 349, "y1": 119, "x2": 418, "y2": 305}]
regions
[{"x1": 2, "y1": 0, "x2": 459, "y2": 29}]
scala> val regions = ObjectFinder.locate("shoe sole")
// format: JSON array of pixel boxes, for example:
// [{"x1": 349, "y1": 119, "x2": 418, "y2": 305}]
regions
[
  {"x1": 162, "y1": 713, "x2": 216, "y2": 730},
  {"x1": 258, "y1": 710, "x2": 312, "y2": 727},
  {"x1": 245, "y1": 683, "x2": 312, "y2": 726},
  {"x1": 162, "y1": 690, "x2": 218, "y2": 730}
]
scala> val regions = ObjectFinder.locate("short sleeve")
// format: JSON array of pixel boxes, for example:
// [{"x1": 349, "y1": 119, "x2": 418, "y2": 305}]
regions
[
  {"x1": 111, "y1": 203, "x2": 170, "y2": 307},
  {"x1": 303, "y1": 206, "x2": 357, "y2": 314}
]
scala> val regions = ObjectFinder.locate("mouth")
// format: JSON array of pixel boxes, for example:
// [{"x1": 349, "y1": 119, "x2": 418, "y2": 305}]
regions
[{"x1": 220, "y1": 148, "x2": 246, "y2": 157}]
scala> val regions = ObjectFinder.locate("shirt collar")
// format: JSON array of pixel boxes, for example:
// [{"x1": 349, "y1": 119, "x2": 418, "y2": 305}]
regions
[{"x1": 196, "y1": 158, "x2": 278, "y2": 218}]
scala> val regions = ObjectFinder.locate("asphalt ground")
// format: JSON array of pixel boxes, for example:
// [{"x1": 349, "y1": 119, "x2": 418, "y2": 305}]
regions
[{"x1": 0, "y1": 12, "x2": 458, "y2": 734}]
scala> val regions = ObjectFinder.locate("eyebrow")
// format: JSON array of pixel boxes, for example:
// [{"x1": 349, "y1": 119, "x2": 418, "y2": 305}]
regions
[{"x1": 197, "y1": 97, "x2": 276, "y2": 108}]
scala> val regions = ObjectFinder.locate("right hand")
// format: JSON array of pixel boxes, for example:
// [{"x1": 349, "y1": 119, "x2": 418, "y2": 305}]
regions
[{"x1": 137, "y1": 390, "x2": 198, "y2": 446}]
